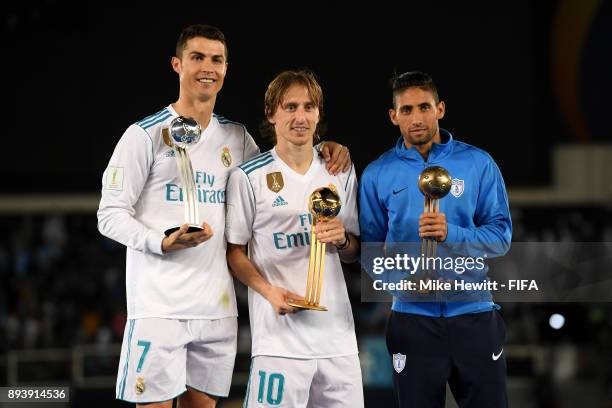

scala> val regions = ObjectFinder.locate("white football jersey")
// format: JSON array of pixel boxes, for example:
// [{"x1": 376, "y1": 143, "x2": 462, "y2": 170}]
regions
[
  {"x1": 225, "y1": 147, "x2": 359, "y2": 359},
  {"x1": 98, "y1": 105, "x2": 260, "y2": 319}
]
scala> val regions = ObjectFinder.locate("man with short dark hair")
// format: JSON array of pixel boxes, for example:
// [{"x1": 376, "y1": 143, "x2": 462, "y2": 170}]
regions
[
  {"x1": 359, "y1": 71, "x2": 512, "y2": 407},
  {"x1": 98, "y1": 25, "x2": 351, "y2": 408}
]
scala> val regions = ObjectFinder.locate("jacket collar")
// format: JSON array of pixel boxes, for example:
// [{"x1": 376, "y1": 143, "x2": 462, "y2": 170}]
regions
[{"x1": 394, "y1": 128, "x2": 454, "y2": 164}]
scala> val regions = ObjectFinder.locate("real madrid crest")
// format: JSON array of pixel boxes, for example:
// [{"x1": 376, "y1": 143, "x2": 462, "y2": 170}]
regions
[
  {"x1": 266, "y1": 172, "x2": 284, "y2": 193},
  {"x1": 135, "y1": 376, "x2": 146, "y2": 395},
  {"x1": 221, "y1": 147, "x2": 232, "y2": 167}
]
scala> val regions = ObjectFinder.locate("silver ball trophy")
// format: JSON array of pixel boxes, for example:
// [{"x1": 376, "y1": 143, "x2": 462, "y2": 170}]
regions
[{"x1": 162, "y1": 116, "x2": 204, "y2": 236}]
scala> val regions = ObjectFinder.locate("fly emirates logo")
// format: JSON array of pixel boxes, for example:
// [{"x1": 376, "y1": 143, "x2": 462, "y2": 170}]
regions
[
  {"x1": 165, "y1": 170, "x2": 225, "y2": 204},
  {"x1": 273, "y1": 213, "x2": 314, "y2": 250}
]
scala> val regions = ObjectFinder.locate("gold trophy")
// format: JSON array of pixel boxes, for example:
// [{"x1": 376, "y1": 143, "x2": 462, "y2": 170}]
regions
[
  {"x1": 418, "y1": 166, "x2": 451, "y2": 290},
  {"x1": 287, "y1": 186, "x2": 341, "y2": 311}
]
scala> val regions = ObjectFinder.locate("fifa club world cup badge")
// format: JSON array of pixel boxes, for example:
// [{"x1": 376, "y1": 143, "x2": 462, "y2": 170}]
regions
[
  {"x1": 266, "y1": 172, "x2": 284, "y2": 193},
  {"x1": 135, "y1": 376, "x2": 146, "y2": 395},
  {"x1": 221, "y1": 147, "x2": 232, "y2": 167}
]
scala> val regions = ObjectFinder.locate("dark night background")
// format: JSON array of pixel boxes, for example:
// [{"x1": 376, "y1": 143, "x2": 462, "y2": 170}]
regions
[
  {"x1": 5, "y1": 1, "x2": 610, "y2": 193},
  {"x1": 2, "y1": 1, "x2": 612, "y2": 407}
]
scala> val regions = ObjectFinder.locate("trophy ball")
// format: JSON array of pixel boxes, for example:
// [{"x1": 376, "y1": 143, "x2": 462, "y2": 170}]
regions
[
  {"x1": 309, "y1": 187, "x2": 342, "y2": 220},
  {"x1": 169, "y1": 116, "x2": 202, "y2": 148},
  {"x1": 418, "y1": 166, "x2": 452, "y2": 199}
]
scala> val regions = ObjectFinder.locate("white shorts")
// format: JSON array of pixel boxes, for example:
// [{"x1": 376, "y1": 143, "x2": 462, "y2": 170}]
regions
[
  {"x1": 115, "y1": 317, "x2": 237, "y2": 404},
  {"x1": 243, "y1": 354, "x2": 363, "y2": 408}
]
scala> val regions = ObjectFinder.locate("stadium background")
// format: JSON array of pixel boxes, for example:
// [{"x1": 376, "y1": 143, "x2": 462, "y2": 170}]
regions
[{"x1": 2, "y1": 1, "x2": 612, "y2": 407}]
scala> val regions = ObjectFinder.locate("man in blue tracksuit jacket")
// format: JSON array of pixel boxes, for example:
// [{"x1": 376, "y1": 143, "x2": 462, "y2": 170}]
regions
[{"x1": 359, "y1": 71, "x2": 512, "y2": 408}]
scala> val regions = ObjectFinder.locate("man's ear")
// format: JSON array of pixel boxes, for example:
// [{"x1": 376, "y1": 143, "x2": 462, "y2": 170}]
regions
[
  {"x1": 266, "y1": 107, "x2": 275, "y2": 125},
  {"x1": 436, "y1": 101, "x2": 446, "y2": 120},
  {"x1": 389, "y1": 108, "x2": 399, "y2": 126},
  {"x1": 171, "y1": 56, "x2": 181, "y2": 75}
]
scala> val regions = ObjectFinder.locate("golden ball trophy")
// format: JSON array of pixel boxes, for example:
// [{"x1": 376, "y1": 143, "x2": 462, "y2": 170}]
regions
[
  {"x1": 417, "y1": 166, "x2": 451, "y2": 291},
  {"x1": 287, "y1": 186, "x2": 341, "y2": 311}
]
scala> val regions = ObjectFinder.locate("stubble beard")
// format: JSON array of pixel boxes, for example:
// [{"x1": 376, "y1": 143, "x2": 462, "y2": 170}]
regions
[{"x1": 405, "y1": 129, "x2": 434, "y2": 147}]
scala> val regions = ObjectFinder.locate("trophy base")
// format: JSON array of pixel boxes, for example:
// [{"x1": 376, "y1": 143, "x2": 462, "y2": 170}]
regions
[
  {"x1": 287, "y1": 300, "x2": 327, "y2": 312},
  {"x1": 164, "y1": 224, "x2": 204, "y2": 237}
]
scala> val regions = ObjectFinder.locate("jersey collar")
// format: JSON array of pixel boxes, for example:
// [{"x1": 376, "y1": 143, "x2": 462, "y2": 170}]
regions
[{"x1": 394, "y1": 128, "x2": 454, "y2": 164}]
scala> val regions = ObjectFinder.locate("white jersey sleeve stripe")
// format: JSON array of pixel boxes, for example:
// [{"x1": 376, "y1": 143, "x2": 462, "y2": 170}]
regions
[
  {"x1": 136, "y1": 108, "x2": 169, "y2": 128},
  {"x1": 240, "y1": 152, "x2": 272, "y2": 172},
  {"x1": 243, "y1": 157, "x2": 274, "y2": 175},
  {"x1": 140, "y1": 112, "x2": 172, "y2": 130},
  {"x1": 135, "y1": 109, "x2": 166, "y2": 126}
]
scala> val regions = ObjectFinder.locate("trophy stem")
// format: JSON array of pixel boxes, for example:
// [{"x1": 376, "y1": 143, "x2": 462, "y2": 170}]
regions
[
  {"x1": 420, "y1": 196, "x2": 435, "y2": 293},
  {"x1": 184, "y1": 149, "x2": 199, "y2": 225},
  {"x1": 180, "y1": 149, "x2": 190, "y2": 222},
  {"x1": 305, "y1": 227, "x2": 317, "y2": 303},
  {"x1": 421, "y1": 196, "x2": 428, "y2": 262},
  {"x1": 432, "y1": 199, "x2": 439, "y2": 263},
  {"x1": 312, "y1": 238, "x2": 322, "y2": 304},
  {"x1": 176, "y1": 146, "x2": 199, "y2": 226},
  {"x1": 315, "y1": 242, "x2": 326, "y2": 305},
  {"x1": 429, "y1": 198, "x2": 436, "y2": 272},
  {"x1": 175, "y1": 147, "x2": 189, "y2": 224}
]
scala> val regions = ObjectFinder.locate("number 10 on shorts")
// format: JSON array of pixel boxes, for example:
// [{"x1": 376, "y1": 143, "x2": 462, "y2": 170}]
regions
[{"x1": 257, "y1": 371, "x2": 284, "y2": 405}]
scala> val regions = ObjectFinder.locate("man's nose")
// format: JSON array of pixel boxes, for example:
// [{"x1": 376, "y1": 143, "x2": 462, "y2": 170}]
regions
[
  {"x1": 294, "y1": 107, "x2": 307, "y2": 122},
  {"x1": 200, "y1": 58, "x2": 215, "y2": 71},
  {"x1": 411, "y1": 112, "x2": 424, "y2": 127}
]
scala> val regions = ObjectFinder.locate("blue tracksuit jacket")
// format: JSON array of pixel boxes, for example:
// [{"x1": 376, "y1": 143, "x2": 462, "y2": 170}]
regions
[{"x1": 359, "y1": 129, "x2": 512, "y2": 317}]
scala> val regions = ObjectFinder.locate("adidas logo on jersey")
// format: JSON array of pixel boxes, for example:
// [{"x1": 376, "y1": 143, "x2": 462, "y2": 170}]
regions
[
  {"x1": 164, "y1": 149, "x2": 175, "y2": 158},
  {"x1": 272, "y1": 195, "x2": 288, "y2": 207}
]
